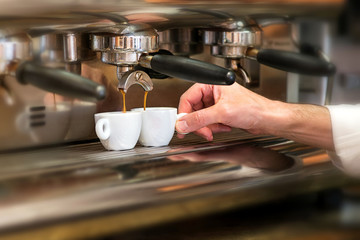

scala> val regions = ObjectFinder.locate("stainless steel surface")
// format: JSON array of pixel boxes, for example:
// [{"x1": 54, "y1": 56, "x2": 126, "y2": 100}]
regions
[
  {"x1": 100, "y1": 51, "x2": 141, "y2": 65},
  {"x1": 90, "y1": 24, "x2": 159, "y2": 64},
  {"x1": 0, "y1": 130, "x2": 356, "y2": 239},
  {"x1": 0, "y1": 1, "x2": 344, "y2": 21},
  {"x1": 111, "y1": 192, "x2": 360, "y2": 240},
  {"x1": 139, "y1": 55, "x2": 152, "y2": 69},
  {"x1": 0, "y1": 33, "x2": 32, "y2": 75},
  {"x1": 0, "y1": 2, "x2": 354, "y2": 239},
  {"x1": 287, "y1": 18, "x2": 332, "y2": 104},
  {"x1": 0, "y1": 0, "x2": 344, "y2": 150},
  {"x1": 204, "y1": 18, "x2": 263, "y2": 58},
  {"x1": 63, "y1": 33, "x2": 78, "y2": 62},
  {"x1": 202, "y1": 15, "x2": 286, "y2": 90},
  {"x1": 118, "y1": 69, "x2": 153, "y2": 92},
  {"x1": 226, "y1": 59, "x2": 252, "y2": 87},
  {"x1": 90, "y1": 24, "x2": 158, "y2": 95},
  {"x1": 63, "y1": 33, "x2": 95, "y2": 64},
  {"x1": 36, "y1": 34, "x2": 64, "y2": 67},
  {"x1": 159, "y1": 28, "x2": 203, "y2": 56}
]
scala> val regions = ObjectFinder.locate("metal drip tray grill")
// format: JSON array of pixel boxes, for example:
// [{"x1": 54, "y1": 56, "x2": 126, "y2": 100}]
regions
[
  {"x1": 0, "y1": 130, "x2": 354, "y2": 240},
  {"x1": 0, "y1": 130, "x2": 262, "y2": 179}
]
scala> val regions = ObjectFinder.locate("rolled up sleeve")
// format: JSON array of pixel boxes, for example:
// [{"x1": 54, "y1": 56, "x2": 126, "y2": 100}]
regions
[{"x1": 326, "y1": 104, "x2": 360, "y2": 177}]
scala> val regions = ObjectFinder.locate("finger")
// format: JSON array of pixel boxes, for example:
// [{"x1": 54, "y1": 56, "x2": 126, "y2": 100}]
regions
[
  {"x1": 178, "y1": 84, "x2": 203, "y2": 113},
  {"x1": 176, "y1": 133, "x2": 186, "y2": 139},
  {"x1": 177, "y1": 127, "x2": 213, "y2": 141},
  {"x1": 194, "y1": 127, "x2": 214, "y2": 141},
  {"x1": 193, "y1": 125, "x2": 231, "y2": 140},
  {"x1": 192, "y1": 100, "x2": 204, "y2": 112},
  {"x1": 176, "y1": 105, "x2": 219, "y2": 134},
  {"x1": 208, "y1": 124, "x2": 232, "y2": 134},
  {"x1": 202, "y1": 91, "x2": 215, "y2": 109},
  {"x1": 178, "y1": 84, "x2": 213, "y2": 113}
]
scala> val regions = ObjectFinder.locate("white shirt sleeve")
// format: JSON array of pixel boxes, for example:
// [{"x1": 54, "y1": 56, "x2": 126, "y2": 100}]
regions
[{"x1": 326, "y1": 104, "x2": 360, "y2": 177}]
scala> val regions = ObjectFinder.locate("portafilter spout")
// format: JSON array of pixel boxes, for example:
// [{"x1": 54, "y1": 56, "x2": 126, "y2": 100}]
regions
[{"x1": 117, "y1": 68, "x2": 153, "y2": 93}]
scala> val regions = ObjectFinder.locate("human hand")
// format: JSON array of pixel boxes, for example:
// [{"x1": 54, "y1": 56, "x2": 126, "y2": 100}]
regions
[{"x1": 175, "y1": 82, "x2": 276, "y2": 141}]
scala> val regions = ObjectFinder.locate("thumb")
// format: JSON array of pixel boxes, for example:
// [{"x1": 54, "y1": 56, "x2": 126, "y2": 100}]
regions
[{"x1": 176, "y1": 106, "x2": 219, "y2": 134}]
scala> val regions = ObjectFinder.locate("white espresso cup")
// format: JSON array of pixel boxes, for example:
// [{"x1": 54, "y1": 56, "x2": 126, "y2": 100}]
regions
[
  {"x1": 94, "y1": 111, "x2": 142, "y2": 151},
  {"x1": 132, "y1": 107, "x2": 180, "y2": 147}
]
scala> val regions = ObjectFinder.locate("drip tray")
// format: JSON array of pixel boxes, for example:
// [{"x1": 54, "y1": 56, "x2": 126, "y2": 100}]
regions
[{"x1": 0, "y1": 130, "x2": 354, "y2": 240}]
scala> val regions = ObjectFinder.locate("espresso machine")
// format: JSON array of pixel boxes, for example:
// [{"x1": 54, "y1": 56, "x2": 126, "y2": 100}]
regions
[
  {"x1": 0, "y1": 10, "x2": 336, "y2": 150},
  {"x1": 0, "y1": 1, "x2": 359, "y2": 239}
]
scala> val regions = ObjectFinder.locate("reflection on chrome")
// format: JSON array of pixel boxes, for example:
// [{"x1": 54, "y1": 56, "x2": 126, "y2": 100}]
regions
[
  {"x1": 0, "y1": 130, "x2": 356, "y2": 240},
  {"x1": 167, "y1": 143, "x2": 295, "y2": 172}
]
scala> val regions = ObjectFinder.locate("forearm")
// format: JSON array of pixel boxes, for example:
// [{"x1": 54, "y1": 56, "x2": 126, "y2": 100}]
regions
[{"x1": 261, "y1": 101, "x2": 335, "y2": 151}]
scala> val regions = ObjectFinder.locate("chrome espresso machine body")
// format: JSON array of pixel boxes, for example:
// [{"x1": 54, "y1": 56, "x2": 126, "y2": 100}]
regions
[
  {"x1": 0, "y1": 1, "x2": 338, "y2": 151},
  {"x1": 1, "y1": 1, "x2": 359, "y2": 240}
]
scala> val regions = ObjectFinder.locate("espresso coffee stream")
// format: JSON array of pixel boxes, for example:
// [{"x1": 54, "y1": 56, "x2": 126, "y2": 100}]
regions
[
  {"x1": 119, "y1": 89, "x2": 126, "y2": 113},
  {"x1": 119, "y1": 89, "x2": 149, "y2": 113},
  {"x1": 143, "y1": 91, "x2": 148, "y2": 111}
]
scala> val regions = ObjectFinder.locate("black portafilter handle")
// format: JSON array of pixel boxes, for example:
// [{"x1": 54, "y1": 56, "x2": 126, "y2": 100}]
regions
[
  {"x1": 254, "y1": 49, "x2": 336, "y2": 76},
  {"x1": 16, "y1": 61, "x2": 106, "y2": 102},
  {"x1": 140, "y1": 54, "x2": 236, "y2": 85}
]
